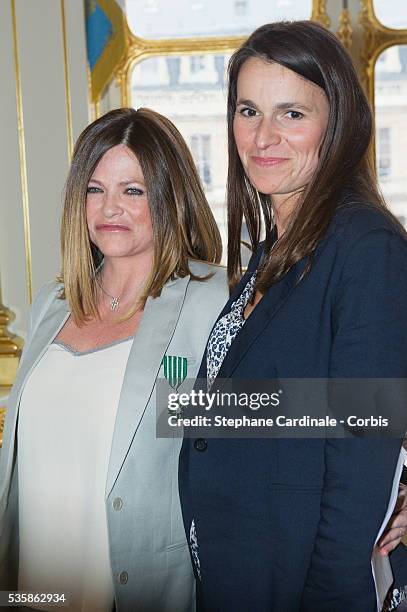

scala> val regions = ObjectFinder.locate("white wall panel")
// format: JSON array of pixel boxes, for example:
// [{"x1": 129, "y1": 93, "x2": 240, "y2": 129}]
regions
[
  {"x1": 16, "y1": 0, "x2": 69, "y2": 296},
  {"x1": 0, "y1": 0, "x2": 89, "y2": 338},
  {"x1": 0, "y1": 0, "x2": 30, "y2": 336},
  {"x1": 65, "y1": 0, "x2": 90, "y2": 143}
]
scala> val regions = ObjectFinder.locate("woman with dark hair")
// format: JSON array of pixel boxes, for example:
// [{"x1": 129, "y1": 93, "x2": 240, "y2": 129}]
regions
[
  {"x1": 0, "y1": 107, "x2": 227, "y2": 611},
  {"x1": 179, "y1": 21, "x2": 407, "y2": 611}
]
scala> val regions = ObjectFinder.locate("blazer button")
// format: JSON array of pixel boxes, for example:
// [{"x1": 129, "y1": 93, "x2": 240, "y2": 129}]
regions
[
  {"x1": 113, "y1": 497, "x2": 123, "y2": 511},
  {"x1": 194, "y1": 438, "x2": 207, "y2": 451},
  {"x1": 119, "y1": 571, "x2": 128, "y2": 585}
]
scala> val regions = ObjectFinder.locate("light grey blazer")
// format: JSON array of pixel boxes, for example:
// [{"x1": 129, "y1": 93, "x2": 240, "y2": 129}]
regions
[{"x1": 0, "y1": 260, "x2": 228, "y2": 612}]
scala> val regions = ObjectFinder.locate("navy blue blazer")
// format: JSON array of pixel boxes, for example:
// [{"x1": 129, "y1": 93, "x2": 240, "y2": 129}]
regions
[{"x1": 179, "y1": 202, "x2": 407, "y2": 612}]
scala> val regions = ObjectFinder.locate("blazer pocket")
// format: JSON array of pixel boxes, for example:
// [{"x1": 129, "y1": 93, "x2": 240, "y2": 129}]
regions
[{"x1": 165, "y1": 540, "x2": 188, "y2": 552}]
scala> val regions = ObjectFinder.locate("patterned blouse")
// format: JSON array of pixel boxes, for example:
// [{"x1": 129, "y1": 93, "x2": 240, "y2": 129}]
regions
[{"x1": 206, "y1": 271, "x2": 257, "y2": 389}]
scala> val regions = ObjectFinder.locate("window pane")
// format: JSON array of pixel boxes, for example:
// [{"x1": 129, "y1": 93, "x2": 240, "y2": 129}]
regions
[
  {"x1": 125, "y1": 0, "x2": 312, "y2": 39},
  {"x1": 374, "y1": 0, "x2": 407, "y2": 28},
  {"x1": 132, "y1": 54, "x2": 229, "y2": 260},
  {"x1": 375, "y1": 46, "x2": 407, "y2": 227}
]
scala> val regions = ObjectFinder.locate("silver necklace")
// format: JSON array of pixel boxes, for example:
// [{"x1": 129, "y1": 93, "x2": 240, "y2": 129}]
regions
[
  {"x1": 96, "y1": 278, "x2": 121, "y2": 311},
  {"x1": 96, "y1": 268, "x2": 146, "y2": 312}
]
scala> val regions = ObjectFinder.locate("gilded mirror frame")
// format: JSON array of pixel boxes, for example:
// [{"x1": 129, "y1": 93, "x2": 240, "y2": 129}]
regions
[{"x1": 92, "y1": 0, "x2": 331, "y2": 113}]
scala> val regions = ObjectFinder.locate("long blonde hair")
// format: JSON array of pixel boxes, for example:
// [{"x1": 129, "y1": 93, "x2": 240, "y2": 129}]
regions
[{"x1": 60, "y1": 107, "x2": 222, "y2": 324}]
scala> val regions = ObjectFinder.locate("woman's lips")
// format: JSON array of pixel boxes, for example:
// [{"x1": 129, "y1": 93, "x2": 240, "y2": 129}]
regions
[
  {"x1": 95, "y1": 224, "x2": 130, "y2": 232},
  {"x1": 251, "y1": 156, "x2": 289, "y2": 167}
]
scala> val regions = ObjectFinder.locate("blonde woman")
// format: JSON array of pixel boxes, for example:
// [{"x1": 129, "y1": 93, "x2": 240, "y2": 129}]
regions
[{"x1": 0, "y1": 108, "x2": 227, "y2": 612}]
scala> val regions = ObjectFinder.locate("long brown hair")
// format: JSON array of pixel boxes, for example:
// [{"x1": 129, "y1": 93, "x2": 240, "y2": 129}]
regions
[
  {"x1": 60, "y1": 107, "x2": 222, "y2": 324},
  {"x1": 227, "y1": 21, "x2": 402, "y2": 292}
]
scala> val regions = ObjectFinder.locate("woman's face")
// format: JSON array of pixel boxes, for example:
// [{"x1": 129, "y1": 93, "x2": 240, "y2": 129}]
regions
[
  {"x1": 233, "y1": 58, "x2": 329, "y2": 204},
  {"x1": 86, "y1": 144, "x2": 154, "y2": 263}
]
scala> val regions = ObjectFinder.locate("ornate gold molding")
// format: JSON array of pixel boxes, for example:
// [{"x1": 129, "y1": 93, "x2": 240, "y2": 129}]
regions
[
  {"x1": 0, "y1": 304, "x2": 22, "y2": 387},
  {"x1": 88, "y1": 0, "x2": 129, "y2": 102},
  {"x1": 311, "y1": 0, "x2": 331, "y2": 29},
  {"x1": 337, "y1": 8, "x2": 353, "y2": 52},
  {"x1": 359, "y1": 0, "x2": 407, "y2": 106},
  {"x1": 0, "y1": 409, "x2": 5, "y2": 446},
  {"x1": 94, "y1": 98, "x2": 101, "y2": 120},
  {"x1": 60, "y1": 0, "x2": 74, "y2": 160},
  {"x1": 0, "y1": 303, "x2": 23, "y2": 447},
  {"x1": 117, "y1": 22, "x2": 246, "y2": 107},
  {"x1": 10, "y1": 0, "x2": 32, "y2": 303}
]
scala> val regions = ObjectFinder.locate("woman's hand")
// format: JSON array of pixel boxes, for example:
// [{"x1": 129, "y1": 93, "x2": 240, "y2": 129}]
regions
[{"x1": 378, "y1": 484, "x2": 407, "y2": 556}]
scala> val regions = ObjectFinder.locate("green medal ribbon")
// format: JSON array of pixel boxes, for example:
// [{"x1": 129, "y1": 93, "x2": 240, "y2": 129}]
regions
[{"x1": 162, "y1": 355, "x2": 188, "y2": 390}]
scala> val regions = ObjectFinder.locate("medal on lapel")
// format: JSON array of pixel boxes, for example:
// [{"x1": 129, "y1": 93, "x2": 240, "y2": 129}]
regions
[
  {"x1": 161, "y1": 355, "x2": 190, "y2": 418},
  {"x1": 162, "y1": 355, "x2": 188, "y2": 391}
]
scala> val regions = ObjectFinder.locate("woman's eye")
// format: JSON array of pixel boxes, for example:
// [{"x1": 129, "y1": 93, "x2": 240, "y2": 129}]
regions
[
  {"x1": 126, "y1": 187, "x2": 144, "y2": 196},
  {"x1": 239, "y1": 107, "x2": 258, "y2": 118},
  {"x1": 87, "y1": 186, "x2": 102, "y2": 194},
  {"x1": 286, "y1": 110, "x2": 304, "y2": 120}
]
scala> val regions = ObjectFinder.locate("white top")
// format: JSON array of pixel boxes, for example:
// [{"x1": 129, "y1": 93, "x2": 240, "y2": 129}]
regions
[{"x1": 17, "y1": 337, "x2": 133, "y2": 612}]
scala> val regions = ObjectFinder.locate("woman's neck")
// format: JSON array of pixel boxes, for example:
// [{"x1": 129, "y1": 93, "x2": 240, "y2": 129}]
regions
[
  {"x1": 272, "y1": 191, "x2": 302, "y2": 237},
  {"x1": 99, "y1": 252, "x2": 153, "y2": 302}
]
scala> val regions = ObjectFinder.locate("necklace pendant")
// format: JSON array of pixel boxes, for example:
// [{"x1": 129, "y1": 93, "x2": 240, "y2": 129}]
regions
[{"x1": 110, "y1": 297, "x2": 120, "y2": 311}]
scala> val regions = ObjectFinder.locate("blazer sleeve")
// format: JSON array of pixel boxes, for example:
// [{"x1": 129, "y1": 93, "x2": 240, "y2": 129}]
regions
[{"x1": 301, "y1": 228, "x2": 407, "y2": 611}]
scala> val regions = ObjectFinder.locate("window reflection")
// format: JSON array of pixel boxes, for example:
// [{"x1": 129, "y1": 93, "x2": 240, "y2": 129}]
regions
[
  {"x1": 191, "y1": 135, "x2": 212, "y2": 188},
  {"x1": 125, "y1": 0, "x2": 312, "y2": 39},
  {"x1": 374, "y1": 0, "x2": 407, "y2": 29},
  {"x1": 132, "y1": 54, "x2": 229, "y2": 260},
  {"x1": 375, "y1": 46, "x2": 407, "y2": 227}
]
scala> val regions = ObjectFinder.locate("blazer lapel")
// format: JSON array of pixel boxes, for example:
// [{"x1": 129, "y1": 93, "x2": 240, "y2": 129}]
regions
[
  {"x1": 215, "y1": 259, "x2": 306, "y2": 380},
  {"x1": 105, "y1": 274, "x2": 190, "y2": 496},
  {"x1": 19, "y1": 302, "x2": 70, "y2": 378}
]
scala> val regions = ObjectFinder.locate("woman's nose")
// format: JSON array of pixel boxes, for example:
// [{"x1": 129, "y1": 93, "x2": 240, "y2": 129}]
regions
[
  {"x1": 254, "y1": 117, "x2": 282, "y2": 149},
  {"x1": 101, "y1": 193, "x2": 123, "y2": 218}
]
